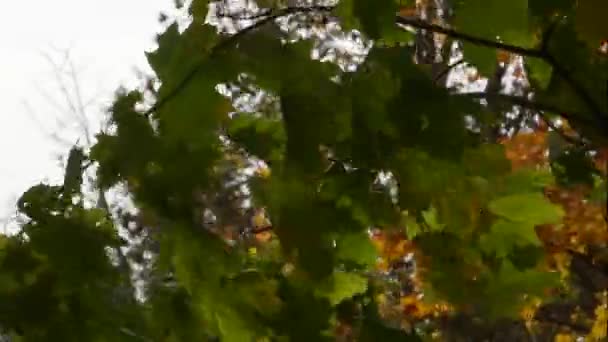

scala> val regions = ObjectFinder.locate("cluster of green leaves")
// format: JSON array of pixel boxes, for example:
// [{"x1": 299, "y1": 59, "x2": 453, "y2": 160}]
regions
[
  {"x1": 1, "y1": 0, "x2": 607, "y2": 340},
  {"x1": 0, "y1": 185, "x2": 142, "y2": 340}
]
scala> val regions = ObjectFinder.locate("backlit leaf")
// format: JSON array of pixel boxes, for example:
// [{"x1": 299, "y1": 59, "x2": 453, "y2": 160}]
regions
[
  {"x1": 315, "y1": 272, "x2": 368, "y2": 306},
  {"x1": 488, "y1": 193, "x2": 565, "y2": 225},
  {"x1": 335, "y1": 233, "x2": 378, "y2": 267}
]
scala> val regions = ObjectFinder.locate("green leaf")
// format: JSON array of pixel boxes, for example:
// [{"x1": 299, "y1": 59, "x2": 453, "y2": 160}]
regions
[
  {"x1": 488, "y1": 193, "x2": 565, "y2": 225},
  {"x1": 589, "y1": 174, "x2": 608, "y2": 203},
  {"x1": 334, "y1": 0, "x2": 361, "y2": 32},
  {"x1": 214, "y1": 307, "x2": 258, "y2": 342},
  {"x1": 224, "y1": 272, "x2": 283, "y2": 318},
  {"x1": 146, "y1": 23, "x2": 229, "y2": 145},
  {"x1": 11, "y1": 0, "x2": 608, "y2": 337},
  {"x1": 422, "y1": 205, "x2": 445, "y2": 232},
  {"x1": 480, "y1": 219, "x2": 541, "y2": 258},
  {"x1": 227, "y1": 113, "x2": 286, "y2": 163},
  {"x1": 494, "y1": 168, "x2": 555, "y2": 196},
  {"x1": 482, "y1": 260, "x2": 560, "y2": 318},
  {"x1": 401, "y1": 211, "x2": 422, "y2": 240},
  {"x1": 462, "y1": 144, "x2": 511, "y2": 179},
  {"x1": 335, "y1": 233, "x2": 378, "y2": 267},
  {"x1": 273, "y1": 278, "x2": 333, "y2": 341},
  {"x1": 526, "y1": 57, "x2": 553, "y2": 90},
  {"x1": 454, "y1": 0, "x2": 534, "y2": 75},
  {"x1": 394, "y1": 149, "x2": 465, "y2": 212},
  {"x1": 315, "y1": 272, "x2": 368, "y2": 306},
  {"x1": 352, "y1": 0, "x2": 399, "y2": 40},
  {"x1": 508, "y1": 245, "x2": 546, "y2": 270},
  {"x1": 146, "y1": 23, "x2": 218, "y2": 84},
  {"x1": 189, "y1": 0, "x2": 211, "y2": 24}
]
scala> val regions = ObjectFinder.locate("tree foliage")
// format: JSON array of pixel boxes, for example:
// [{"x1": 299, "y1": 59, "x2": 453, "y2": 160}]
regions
[{"x1": 2, "y1": 0, "x2": 608, "y2": 341}]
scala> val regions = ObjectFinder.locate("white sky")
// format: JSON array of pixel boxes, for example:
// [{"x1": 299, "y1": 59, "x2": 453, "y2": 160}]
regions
[{"x1": 0, "y1": 0, "x2": 177, "y2": 224}]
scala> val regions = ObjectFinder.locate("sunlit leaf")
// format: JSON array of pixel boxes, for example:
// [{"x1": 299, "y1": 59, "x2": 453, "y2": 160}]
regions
[
  {"x1": 489, "y1": 192, "x2": 565, "y2": 225},
  {"x1": 335, "y1": 233, "x2": 378, "y2": 267},
  {"x1": 480, "y1": 219, "x2": 541, "y2": 258},
  {"x1": 315, "y1": 272, "x2": 368, "y2": 306}
]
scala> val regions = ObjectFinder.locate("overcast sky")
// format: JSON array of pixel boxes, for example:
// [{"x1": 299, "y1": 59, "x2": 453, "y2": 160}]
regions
[{"x1": 0, "y1": 0, "x2": 178, "y2": 224}]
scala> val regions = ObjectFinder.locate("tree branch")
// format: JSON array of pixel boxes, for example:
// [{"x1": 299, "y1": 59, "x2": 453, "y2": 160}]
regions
[
  {"x1": 144, "y1": 5, "x2": 333, "y2": 118},
  {"x1": 216, "y1": 8, "x2": 272, "y2": 21},
  {"x1": 541, "y1": 114, "x2": 588, "y2": 149},
  {"x1": 396, "y1": 15, "x2": 608, "y2": 133},
  {"x1": 467, "y1": 90, "x2": 591, "y2": 149},
  {"x1": 543, "y1": 53, "x2": 607, "y2": 128},
  {"x1": 455, "y1": 92, "x2": 596, "y2": 128},
  {"x1": 434, "y1": 58, "x2": 465, "y2": 84},
  {"x1": 250, "y1": 225, "x2": 273, "y2": 235},
  {"x1": 396, "y1": 16, "x2": 545, "y2": 59},
  {"x1": 144, "y1": 4, "x2": 608, "y2": 141}
]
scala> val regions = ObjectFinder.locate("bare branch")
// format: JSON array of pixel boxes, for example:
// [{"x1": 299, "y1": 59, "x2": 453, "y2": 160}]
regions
[
  {"x1": 39, "y1": 50, "x2": 80, "y2": 118},
  {"x1": 21, "y1": 100, "x2": 73, "y2": 148},
  {"x1": 67, "y1": 58, "x2": 92, "y2": 145}
]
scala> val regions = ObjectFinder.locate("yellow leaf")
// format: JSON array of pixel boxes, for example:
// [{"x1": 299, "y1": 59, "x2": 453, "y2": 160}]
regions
[{"x1": 554, "y1": 333, "x2": 575, "y2": 342}]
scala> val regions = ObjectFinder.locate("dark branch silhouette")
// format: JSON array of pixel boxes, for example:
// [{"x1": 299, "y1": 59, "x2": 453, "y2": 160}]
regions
[
  {"x1": 434, "y1": 58, "x2": 465, "y2": 84},
  {"x1": 396, "y1": 15, "x2": 608, "y2": 133},
  {"x1": 456, "y1": 92, "x2": 595, "y2": 127},
  {"x1": 145, "y1": 5, "x2": 608, "y2": 141},
  {"x1": 144, "y1": 5, "x2": 334, "y2": 118}
]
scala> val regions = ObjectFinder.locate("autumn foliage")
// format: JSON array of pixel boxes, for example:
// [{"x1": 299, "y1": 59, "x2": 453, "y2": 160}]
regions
[{"x1": 1, "y1": 0, "x2": 607, "y2": 341}]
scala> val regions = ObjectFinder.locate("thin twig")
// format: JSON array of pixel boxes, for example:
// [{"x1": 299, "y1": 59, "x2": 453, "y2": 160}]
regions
[
  {"x1": 509, "y1": 106, "x2": 528, "y2": 138},
  {"x1": 540, "y1": 20, "x2": 560, "y2": 52},
  {"x1": 144, "y1": 5, "x2": 333, "y2": 118},
  {"x1": 544, "y1": 53, "x2": 607, "y2": 127},
  {"x1": 21, "y1": 100, "x2": 73, "y2": 148},
  {"x1": 40, "y1": 51, "x2": 81, "y2": 118},
  {"x1": 33, "y1": 84, "x2": 72, "y2": 119},
  {"x1": 396, "y1": 16, "x2": 545, "y2": 59},
  {"x1": 216, "y1": 8, "x2": 272, "y2": 21},
  {"x1": 144, "y1": 5, "x2": 608, "y2": 140},
  {"x1": 396, "y1": 15, "x2": 608, "y2": 133},
  {"x1": 39, "y1": 49, "x2": 96, "y2": 145},
  {"x1": 250, "y1": 225, "x2": 272, "y2": 235},
  {"x1": 456, "y1": 92, "x2": 596, "y2": 128},
  {"x1": 434, "y1": 58, "x2": 465, "y2": 84},
  {"x1": 540, "y1": 113, "x2": 587, "y2": 148},
  {"x1": 67, "y1": 59, "x2": 93, "y2": 145}
]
